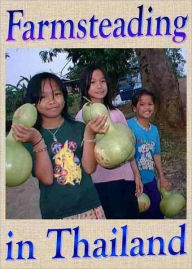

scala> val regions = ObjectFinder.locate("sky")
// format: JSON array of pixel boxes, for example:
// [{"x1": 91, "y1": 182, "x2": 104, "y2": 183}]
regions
[
  {"x1": 6, "y1": 48, "x2": 71, "y2": 85},
  {"x1": 5, "y1": 48, "x2": 186, "y2": 85}
]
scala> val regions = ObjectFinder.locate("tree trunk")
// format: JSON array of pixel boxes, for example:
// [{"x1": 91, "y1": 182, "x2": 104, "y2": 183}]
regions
[{"x1": 135, "y1": 49, "x2": 185, "y2": 128}]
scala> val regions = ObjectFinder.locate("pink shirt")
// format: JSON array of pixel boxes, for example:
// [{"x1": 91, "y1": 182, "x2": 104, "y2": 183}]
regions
[{"x1": 76, "y1": 108, "x2": 135, "y2": 183}]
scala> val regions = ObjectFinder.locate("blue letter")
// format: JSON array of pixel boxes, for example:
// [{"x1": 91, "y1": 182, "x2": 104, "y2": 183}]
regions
[
  {"x1": 23, "y1": 21, "x2": 35, "y2": 40},
  {"x1": 99, "y1": 18, "x2": 112, "y2": 38},
  {"x1": 113, "y1": 18, "x2": 126, "y2": 38},
  {"x1": 93, "y1": 239, "x2": 107, "y2": 258},
  {"x1": 6, "y1": 10, "x2": 23, "y2": 41},
  {"x1": 127, "y1": 5, "x2": 144, "y2": 37},
  {"x1": 51, "y1": 20, "x2": 75, "y2": 39},
  {"x1": 16, "y1": 241, "x2": 36, "y2": 260},
  {"x1": 147, "y1": 236, "x2": 166, "y2": 256},
  {"x1": 146, "y1": 6, "x2": 153, "y2": 36},
  {"x1": 110, "y1": 227, "x2": 118, "y2": 257},
  {"x1": 155, "y1": 16, "x2": 171, "y2": 36},
  {"x1": 173, "y1": 16, "x2": 188, "y2": 43},
  {"x1": 47, "y1": 228, "x2": 72, "y2": 259},
  {"x1": 120, "y1": 225, "x2": 129, "y2": 257},
  {"x1": 6, "y1": 231, "x2": 14, "y2": 260},
  {"x1": 77, "y1": 19, "x2": 87, "y2": 39},
  {"x1": 168, "y1": 224, "x2": 186, "y2": 255},
  {"x1": 72, "y1": 226, "x2": 90, "y2": 258},
  {"x1": 89, "y1": 15, "x2": 98, "y2": 38},
  {"x1": 38, "y1": 20, "x2": 49, "y2": 39},
  {"x1": 130, "y1": 237, "x2": 145, "y2": 256}
]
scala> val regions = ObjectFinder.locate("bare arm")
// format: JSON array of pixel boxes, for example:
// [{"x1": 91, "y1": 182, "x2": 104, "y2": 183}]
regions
[
  {"x1": 33, "y1": 139, "x2": 53, "y2": 185},
  {"x1": 154, "y1": 154, "x2": 171, "y2": 190},
  {"x1": 81, "y1": 129, "x2": 96, "y2": 174},
  {"x1": 12, "y1": 124, "x2": 53, "y2": 185},
  {"x1": 81, "y1": 115, "x2": 108, "y2": 174},
  {"x1": 130, "y1": 159, "x2": 143, "y2": 196}
]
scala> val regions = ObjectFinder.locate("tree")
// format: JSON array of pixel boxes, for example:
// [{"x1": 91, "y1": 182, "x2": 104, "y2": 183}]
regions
[
  {"x1": 39, "y1": 48, "x2": 185, "y2": 91},
  {"x1": 135, "y1": 49, "x2": 185, "y2": 128},
  {"x1": 39, "y1": 48, "x2": 185, "y2": 127},
  {"x1": 39, "y1": 49, "x2": 137, "y2": 93},
  {"x1": 166, "y1": 49, "x2": 186, "y2": 79},
  {"x1": 6, "y1": 76, "x2": 31, "y2": 118}
]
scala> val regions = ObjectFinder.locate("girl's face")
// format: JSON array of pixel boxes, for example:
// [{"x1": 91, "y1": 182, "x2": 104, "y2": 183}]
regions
[
  {"x1": 88, "y1": 69, "x2": 108, "y2": 103},
  {"x1": 36, "y1": 78, "x2": 65, "y2": 120},
  {"x1": 135, "y1": 94, "x2": 155, "y2": 120}
]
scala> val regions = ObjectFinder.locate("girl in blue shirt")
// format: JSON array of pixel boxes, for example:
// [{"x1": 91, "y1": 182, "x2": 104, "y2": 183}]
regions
[{"x1": 127, "y1": 89, "x2": 171, "y2": 219}]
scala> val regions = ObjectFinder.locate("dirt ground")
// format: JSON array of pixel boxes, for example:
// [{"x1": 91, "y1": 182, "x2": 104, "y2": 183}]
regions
[
  {"x1": 6, "y1": 176, "x2": 41, "y2": 219},
  {"x1": 6, "y1": 78, "x2": 186, "y2": 219}
]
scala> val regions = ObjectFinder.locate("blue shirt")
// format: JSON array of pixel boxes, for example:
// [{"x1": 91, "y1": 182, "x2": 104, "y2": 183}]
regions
[{"x1": 127, "y1": 117, "x2": 161, "y2": 184}]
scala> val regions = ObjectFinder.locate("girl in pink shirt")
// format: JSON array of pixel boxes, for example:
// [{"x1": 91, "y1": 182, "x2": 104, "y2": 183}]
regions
[{"x1": 76, "y1": 65, "x2": 143, "y2": 219}]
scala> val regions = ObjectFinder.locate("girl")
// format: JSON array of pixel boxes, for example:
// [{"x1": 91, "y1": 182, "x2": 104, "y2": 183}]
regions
[
  {"x1": 127, "y1": 89, "x2": 171, "y2": 219},
  {"x1": 76, "y1": 65, "x2": 143, "y2": 219},
  {"x1": 12, "y1": 72, "x2": 108, "y2": 219}
]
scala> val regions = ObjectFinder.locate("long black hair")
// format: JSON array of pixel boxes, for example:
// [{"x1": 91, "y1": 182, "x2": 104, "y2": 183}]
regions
[
  {"x1": 79, "y1": 65, "x2": 115, "y2": 109},
  {"x1": 24, "y1": 72, "x2": 72, "y2": 129}
]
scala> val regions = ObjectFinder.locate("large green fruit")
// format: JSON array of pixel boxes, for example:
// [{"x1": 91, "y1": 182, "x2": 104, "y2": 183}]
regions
[
  {"x1": 82, "y1": 102, "x2": 109, "y2": 124},
  {"x1": 157, "y1": 181, "x2": 186, "y2": 218},
  {"x1": 6, "y1": 103, "x2": 37, "y2": 187},
  {"x1": 82, "y1": 102, "x2": 135, "y2": 168},
  {"x1": 6, "y1": 140, "x2": 32, "y2": 187},
  {"x1": 137, "y1": 193, "x2": 150, "y2": 213},
  {"x1": 160, "y1": 189, "x2": 185, "y2": 218},
  {"x1": 12, "y1": 103, "x2": 37, "y2": 127},
  {"x1": 94, "y1": 122, "x2": 135, "y2": 168}
]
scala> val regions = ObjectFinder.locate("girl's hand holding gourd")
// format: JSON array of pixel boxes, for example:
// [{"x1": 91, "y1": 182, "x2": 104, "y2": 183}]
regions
[
  {"x1": 11, "y1": 124, "x2": 42, "y2": 146},
  {"x1": 160, "y1": 176, "x2": 171, "y2": 191},
  {"x1": 84, "y1": 115, "x2": 109, "y2": 139}
]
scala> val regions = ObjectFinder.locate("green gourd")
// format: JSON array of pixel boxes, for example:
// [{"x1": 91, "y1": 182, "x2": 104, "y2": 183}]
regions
[
  {"x1": 82, "y1": 102, "x2": 135, "y2": 169},
  {"x1": 82, "y1": 102, "x2": 109, "y2": 142},
  {"x1": 160, "y1": 189, "x2": 185, "y2": 218},
  {"x1": 82, "y1": 102, "x2": 109, "y2": 124},
  {"x1": 137, "y1": 193, "x2": 151, "y2": 213},
  {"x1": 6, "y1": 104, "x2": 37, "y2": 187}
]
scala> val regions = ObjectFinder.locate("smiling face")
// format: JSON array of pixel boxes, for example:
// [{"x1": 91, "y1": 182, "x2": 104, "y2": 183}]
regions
[
  {"x1": 135, "y1": 94, "x2": 155, "y2": 120},
  {"x1": 36, "y1": 78, "x2": 65, "y2": 121},
  {"x1": 88, "y1": 69, "x2": 108, "y2": 103}
]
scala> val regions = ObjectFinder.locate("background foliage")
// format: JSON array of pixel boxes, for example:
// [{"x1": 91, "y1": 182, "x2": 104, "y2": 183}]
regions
[{"x1": 6, "y1": 48, "x2": 185, "y2": 119}]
